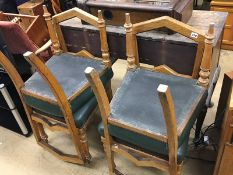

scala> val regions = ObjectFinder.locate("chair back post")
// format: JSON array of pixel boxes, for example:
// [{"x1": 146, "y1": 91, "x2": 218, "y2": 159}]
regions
[
  {"x1": 157, "y1": 84, "x2": 178, "y2": 174},
  {"x1": 84, "y1": 67, "x2": 111, "y2": 136},
  {"x1": 23, "y1": 51, "x2": 84, "y2": 158},
  {"x1": 125, "y1": 13, "x2": 137, "y2": 70},
  {"x1": 0, "y1": 52, "x2": 41, "y2": 142},
  {"x1": 197, "y1": 23, "x2": 215, "y2": 87},
  {"x1": 97, "y1": 10, "x2": 111, "y2": 67},
  {"x1": 43, "y1": 5, "x2": 62, "y2": 55}
]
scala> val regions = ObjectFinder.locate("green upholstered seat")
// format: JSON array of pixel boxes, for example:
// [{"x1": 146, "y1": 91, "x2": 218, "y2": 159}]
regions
[
  {"x1": 21, "y1": 53, "x2": 113, "y2": 128},
  {"x1": 98, "y1": 69, "x2": 207, "y2": 163}
]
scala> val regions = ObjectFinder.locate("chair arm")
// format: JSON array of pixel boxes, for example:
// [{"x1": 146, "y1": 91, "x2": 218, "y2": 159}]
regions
[{"x1": 35, "y1": 39, "x2": 52, "y2": 55}]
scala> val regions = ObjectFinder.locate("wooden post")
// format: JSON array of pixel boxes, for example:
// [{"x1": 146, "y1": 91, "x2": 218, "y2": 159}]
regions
[
  {"x1": 43, "y1": 5, "x2": 62, "y2": 55},
  {"x1": 85, "y1": 67, "x2": 115, "y2": 175},
  {"x1": 158, "y1": 84, "x2": 178, "y2": 175},
  {"x1": 97, "y1": 10, "x2": 111, "y2": 67},
  {"x1": 24, "y1": 51, "x2": 85, "y2": 164},
  {"x1": 198, "y1": 23, "x2": 215, "y2": 87},
  {"x1": 124, "y1": 13, "x2": 137, "y2": 70}
]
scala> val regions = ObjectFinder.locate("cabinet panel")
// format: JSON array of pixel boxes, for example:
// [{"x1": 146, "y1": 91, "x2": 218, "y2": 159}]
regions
[
  {"x1": 211, "y1": 1, "x2": 233, "y2": 50},
  {"x1": 218, "y1": 144, "x2": 233, "y2": 175},
  {"x1": 223, "y1": 27, "x2": 233, "y2": 41}
]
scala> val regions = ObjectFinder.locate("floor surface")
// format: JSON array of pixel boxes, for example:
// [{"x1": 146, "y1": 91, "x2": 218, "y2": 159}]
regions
[{"x1": 0, "y1": 50, "x2": 233, "y2": 175}]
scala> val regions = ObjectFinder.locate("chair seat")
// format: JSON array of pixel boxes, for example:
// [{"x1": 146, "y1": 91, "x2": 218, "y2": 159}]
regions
[
  {"x1": 100, "y1": 68, "x2": 207, "y2": 162},
  {"x1": 21, "y1": 53, "x2": 113, "y2": 128},
  {"x1": 98, "y1": 123, "x2": 188, "y2": 163}
]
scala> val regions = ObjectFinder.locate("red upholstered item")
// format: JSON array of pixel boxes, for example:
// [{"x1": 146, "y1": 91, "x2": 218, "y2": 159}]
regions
[{"x1": 0, "y1": 21, "x2": 38, "y2": 54}]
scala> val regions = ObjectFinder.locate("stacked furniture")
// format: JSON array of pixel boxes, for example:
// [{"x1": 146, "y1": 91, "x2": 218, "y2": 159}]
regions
[
  {"x1": 0, "y1": 3, "x2": 230, "y2": 175},
  {"x1": 0, "y1": 12, "x2": 50, "y2": 52},
  {"x1": 0, "y1": 6, "x2": 113, "y2": 164},
  {"x1": 211, "y1": 0, "x2": 233, "y2": 50},
  {"x1": 17, "y1": 0, "x2": 50, "y2": 47},
  {"x1": 86, "y1": 14, "x2": 215, "y2": 175},
  {"x1": 60, "y1": 10, "x2": 227, "y2": 140}
]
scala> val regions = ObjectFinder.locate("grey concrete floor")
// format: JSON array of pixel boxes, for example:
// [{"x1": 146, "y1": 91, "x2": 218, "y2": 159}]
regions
[{"x1": 0, "y1": 50, "x2": 232, "y2": 175}]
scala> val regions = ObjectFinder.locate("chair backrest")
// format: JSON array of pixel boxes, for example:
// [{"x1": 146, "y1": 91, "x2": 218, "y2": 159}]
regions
[
  {"x1": 124, "y1": 13, "x2": 215, "y2": 87},
  {"x1": 43, "y1": 6, "x2": 111, "y2": 67}
]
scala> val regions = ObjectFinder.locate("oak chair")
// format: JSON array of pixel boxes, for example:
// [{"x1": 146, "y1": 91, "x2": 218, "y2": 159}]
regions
[
  {"x1": 85, "y1": 14, "x2": 214, "y2": 175},
  {"x1": 0, "y1": 7, "x2": 113, "y2": 164}
]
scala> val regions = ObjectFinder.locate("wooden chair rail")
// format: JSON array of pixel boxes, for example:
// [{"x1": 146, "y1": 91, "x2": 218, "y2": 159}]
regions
[
  {"x1": 43, "y1": 6, "x2": 111, "y2": 66},
  {"x1": 124, "y1": 13, "x2": 215, "y2": 86},
  {"x1": 85, "y1": 67, "x2": 184, "y2": 175},
  {"x1": 52, "y1": 7, "x2": 99, "y2": 27},
  {"x1": 0, "y1": 12, "x2": 40, "y2": 33},
  {"x1": 23, "y1": 51, "x2": 86, "y2": 161},
  {"x1": 132, "y1": 15, "x2": 206, "y2": 43}
]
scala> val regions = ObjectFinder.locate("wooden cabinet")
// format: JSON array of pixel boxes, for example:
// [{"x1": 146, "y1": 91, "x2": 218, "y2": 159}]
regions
[
  {"x1": 213, "y1": 72, "x2": 233, "y2": 175},
  {"x1": 211, "y1": 0, "x2": 233, "y2": 50},
  {"x1": 17, "y1": 0, "x2": 44, "y2": 16}
]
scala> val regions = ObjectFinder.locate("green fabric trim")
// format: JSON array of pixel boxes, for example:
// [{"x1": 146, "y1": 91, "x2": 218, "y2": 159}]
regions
[
  {"x1": 98, "y1": 90, "x2": 207, "y2": 163},
  {"x1": 23, "y1": 68, "x2": 113, "y2": 117}
]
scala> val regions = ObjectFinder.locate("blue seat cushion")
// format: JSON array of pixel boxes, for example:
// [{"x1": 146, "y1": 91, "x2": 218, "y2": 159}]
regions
[
  {"x1": 21, "y1": 53, "x2": 113, "y2": 128},
  {"x1": 99, "y1": 68, "x2": 207, "y2": 163}
]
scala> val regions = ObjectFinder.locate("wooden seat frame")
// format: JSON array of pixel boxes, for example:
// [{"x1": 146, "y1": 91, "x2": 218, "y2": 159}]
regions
[
  {"x1": 85, "y1": 14, "x2": 215, "y2": 175},
  {"x1": 0, "y1": 7, "x2": 111, "y2": 165}
]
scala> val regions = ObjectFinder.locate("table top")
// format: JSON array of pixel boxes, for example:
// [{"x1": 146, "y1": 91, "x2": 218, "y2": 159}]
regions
[{"x1": 60, "y1": 10, "x2": 227, "y2": 45}]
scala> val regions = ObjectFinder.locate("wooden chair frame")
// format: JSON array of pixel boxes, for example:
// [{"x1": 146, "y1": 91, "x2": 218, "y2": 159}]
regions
[
  {"x1": 0, "y1": 50, "x2": 93, "y2": 164},
  {"x1": 85, "y1": 14, "x2": 215, "y2": 175},
  {"x1": 43, "y1": 5, "x2": 111, "y2": 67},
  {"x1": 213, "y1": 72, "x2": 233, "y2": 175},
  {"x1": 0, "y1": 12, "x2": 39, "y2": 33},
  {"x1": 50, "y1": 0, "x2": 62, "y2": 14},
  {"x1": 124, "y1": 14, "x2": 214, "y2": 86},
  {"x1": 21, "y1": 7, "x2": 111, "y2": 164},
  {"x1": 0, "y1": 7, "x2": 111, "y2": 164}
]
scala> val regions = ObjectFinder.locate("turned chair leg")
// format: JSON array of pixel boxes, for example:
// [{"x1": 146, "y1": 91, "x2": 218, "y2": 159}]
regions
[
  {"x1": 102, "y1": 137, "x2": 116, "y2": 175},
  {"x1": 79, "y1": 128, "x2": 91, "y2": 162},
  {"x1": 168, "y1": 162, "x2": 179, "y2": 175},
  {"x1": 37, "y1": 122, "x2": 48, "y2": 143},
  {"x1": 106, "y1": 82, "x2": 113, "y2": 101}
]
